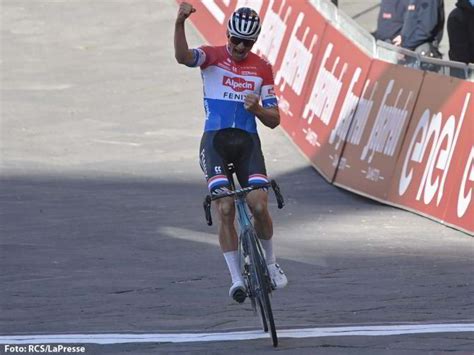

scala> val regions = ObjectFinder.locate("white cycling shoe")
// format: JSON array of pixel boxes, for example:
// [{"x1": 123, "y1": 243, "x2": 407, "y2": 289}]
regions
[
  {"x1": 229, "y1": 280, "x2": 246, "y2": 303},
  {"x1": 267, "y1": 263, "x2": 288, "y2": 289}
]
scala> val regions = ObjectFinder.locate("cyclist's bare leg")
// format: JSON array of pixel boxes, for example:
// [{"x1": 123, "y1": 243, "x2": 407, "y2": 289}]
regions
[
  {"x1": 215, "y1": 197, "x2": 238, "y2": 251},
  {"x1": 247, "y1": 189, "x2": 287, "y2": 288},
  {"x1": 216, "y1": 196, "x2": 247, "y2": 300},
  {"x1": 246, "y1": 189, "x2": 273, "y2": 240}
]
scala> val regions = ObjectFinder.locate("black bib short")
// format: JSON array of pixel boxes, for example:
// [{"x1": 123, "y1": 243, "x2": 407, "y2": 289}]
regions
[{"x1": 199, "y1": 128, "x2": 268, "y2": 195}]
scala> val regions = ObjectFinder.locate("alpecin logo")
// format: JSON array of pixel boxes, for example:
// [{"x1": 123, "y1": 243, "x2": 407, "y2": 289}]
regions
[{"x1": 223, "y1": 76, "x2": 255, "y2": 92}]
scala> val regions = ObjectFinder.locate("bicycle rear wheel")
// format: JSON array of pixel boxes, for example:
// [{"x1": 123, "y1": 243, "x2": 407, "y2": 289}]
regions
[{"x1": 247, "y1": 230, "x2": 278, "y2": 347}]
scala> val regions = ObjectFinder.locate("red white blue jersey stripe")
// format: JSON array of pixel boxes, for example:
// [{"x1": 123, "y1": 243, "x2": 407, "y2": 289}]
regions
[
  {"x1": 189, "y1": 45, "x2": 278, "y2": 134},
  {"x1": 248, "y1": 173, "x2": 269, "y2": 185},
  {"x1": 207, "y1": 174, "x2": 229, "y2": 191}
]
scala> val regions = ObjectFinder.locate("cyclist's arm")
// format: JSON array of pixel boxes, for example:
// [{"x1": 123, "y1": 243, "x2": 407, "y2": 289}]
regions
[
  {"x1": 174, "y1": 3, "x2": 196, "y2": 66},
  {"x1": 245, "y1": 94, "x2": 280, "y2": 129},
  {"x1": 254, "y1": 106, "x2": 280, "y2": 129}
]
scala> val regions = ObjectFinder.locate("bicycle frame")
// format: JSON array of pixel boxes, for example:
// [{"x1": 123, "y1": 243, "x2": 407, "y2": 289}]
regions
[{"x1": 235, "y1": 195, "x2": 253, "y2": 233}]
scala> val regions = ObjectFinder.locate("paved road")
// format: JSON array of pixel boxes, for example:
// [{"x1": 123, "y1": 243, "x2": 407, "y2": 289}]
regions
[{"x1": 1, "y1": 1, "x2": 473, "y2": 354}]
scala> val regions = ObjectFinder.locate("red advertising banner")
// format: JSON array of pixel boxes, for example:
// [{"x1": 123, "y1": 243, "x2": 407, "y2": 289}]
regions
[
  {"x1": 388, "y1": 73, "x2": 474, "y2": 234},
  {"x1": 443, "y1": 107, "x2": 474, "y2": 234},
  {"x1": 333, "y1": 60, "x2": 424, "y2": 201},
  {"x1": 291, "y1": 23, "x2": 373, "y2": 181},
  {"x1": 259, "y1": 2, "x2": 327, "y2": 137}
]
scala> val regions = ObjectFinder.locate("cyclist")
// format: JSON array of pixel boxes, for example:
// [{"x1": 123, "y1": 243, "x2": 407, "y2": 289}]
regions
[{"x1": 174, "y1": 2, "x2": 288, "y2": 303}]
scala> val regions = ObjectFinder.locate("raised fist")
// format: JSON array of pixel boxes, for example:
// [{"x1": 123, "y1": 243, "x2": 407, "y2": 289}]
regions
[{"x1": 177, "y1": 2, "x2": 196, "y2": 24}]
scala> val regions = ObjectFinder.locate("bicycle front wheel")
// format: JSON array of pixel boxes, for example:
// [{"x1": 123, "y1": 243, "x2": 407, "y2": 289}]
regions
[
  {"x1": 247, "y1": 230, "x2": 278, "y2": 347},
  {"x1": 257, "y1": 296, "x2": 268, "y2": 333}
]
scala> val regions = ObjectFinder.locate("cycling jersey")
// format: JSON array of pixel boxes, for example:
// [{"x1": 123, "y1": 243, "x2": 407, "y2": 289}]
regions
[{"x1": 188, "y1": 45, "x2": 278, "y2": 133}]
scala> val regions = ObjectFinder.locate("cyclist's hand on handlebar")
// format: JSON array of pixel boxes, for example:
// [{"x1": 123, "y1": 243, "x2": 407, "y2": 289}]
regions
[
  {"x1": 244, "y1": 93, "x2": 261, "y2": 113},
  {"x1": 177, "y1": 2, "x2": 196, "y2": 24}
]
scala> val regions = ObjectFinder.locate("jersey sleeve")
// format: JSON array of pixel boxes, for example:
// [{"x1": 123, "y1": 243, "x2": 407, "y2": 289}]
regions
[
  {"x1": 186, "y1": 46, "x2": 218, "y2": 69},
  {"x1": 260, "y1": 61, "x2": 278, "y2": 108}
]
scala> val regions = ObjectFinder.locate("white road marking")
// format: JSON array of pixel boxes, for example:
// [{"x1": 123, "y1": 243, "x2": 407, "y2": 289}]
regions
[
  {"x1": 6, "y1": 84, "x2": 73, "y2": 91},
  {"x1": 1, "y1": 324, "x2": 473, "y2": 345},
  {"x1": 91, "y1": 139, "x2": 141, "y2": 147}
]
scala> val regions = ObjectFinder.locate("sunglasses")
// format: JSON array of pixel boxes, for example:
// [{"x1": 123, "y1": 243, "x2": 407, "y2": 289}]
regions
[{"x1": 230, "y1": 36, "x2": 255, "y2": 47}]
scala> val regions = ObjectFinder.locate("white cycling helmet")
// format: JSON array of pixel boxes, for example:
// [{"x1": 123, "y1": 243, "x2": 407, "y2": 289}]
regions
[{"x1": 227, "y1": 7, "x2": 261, "y2": 41}]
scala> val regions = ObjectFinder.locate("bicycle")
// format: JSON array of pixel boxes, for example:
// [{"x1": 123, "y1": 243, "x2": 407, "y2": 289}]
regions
[{"x1": 203, "y1": 163, "x2": 285, "y2": 347}]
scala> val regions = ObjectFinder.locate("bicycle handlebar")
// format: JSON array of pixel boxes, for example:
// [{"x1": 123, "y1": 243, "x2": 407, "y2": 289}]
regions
[{"x1": 203, "y1": 180, "x2": 285, "y2": 226}]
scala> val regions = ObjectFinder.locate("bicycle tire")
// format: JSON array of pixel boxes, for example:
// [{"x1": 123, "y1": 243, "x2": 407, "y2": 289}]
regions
[
  {"x1": 255, "y1": 255, "x2": 277, "y2": 347},
  {"x1": 257, "y1": 296, "x2": 268, "y2": 333},
  {"x1": 252, "y1": 235, "x2": 269, "y2": 333},
  {"x1": 247, "y1": 230, "x2": 278, "y2": 347}
]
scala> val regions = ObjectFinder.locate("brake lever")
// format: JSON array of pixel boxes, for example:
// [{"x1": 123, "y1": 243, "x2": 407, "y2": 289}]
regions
[
  {"x1": 270, "y1": 180, "x2": 285, "y2": 209},
  {"x1": 203, "y1": 195, "x2": 213, "y2": 226}
]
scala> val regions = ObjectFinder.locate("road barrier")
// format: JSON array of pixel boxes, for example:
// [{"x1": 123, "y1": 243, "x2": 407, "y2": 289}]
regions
[{"x1": 179, "y1": 0, "x2": 473, "y2": 235}]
